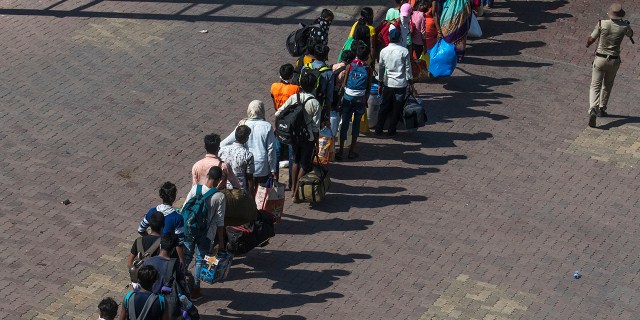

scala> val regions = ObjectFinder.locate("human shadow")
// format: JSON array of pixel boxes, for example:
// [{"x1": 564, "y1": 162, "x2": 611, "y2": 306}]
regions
[
  {"x1": 227, "y1": 250, "x2": 370, "y2": 292},
  {"x1": 208, "y1": 309, "x2": 306, "y2": 320},
  {"x1": 277, "y1": 214, "x2": 373, "y2": 235},
  {"x1": 478, "y1": 0, "x2": 572, "y2": 39},
  {"x1": 468, "y1": 40, "x2": 547, "y2": 58},
  {"x1": 0, "y1": 0, "x2": 356, "y2": 25},
  {"x1": 597, "y1": 115, "x2": 640, "y2": 130},
  {"x1": 463, "y1": 56, "x2": 552, "y2": 69},
  {"x1": 392, "y1": 131, "x2": 494, "y2": 148},
  {"x1": 200, "y1": 288, "x2": 343, "y2": 312}
]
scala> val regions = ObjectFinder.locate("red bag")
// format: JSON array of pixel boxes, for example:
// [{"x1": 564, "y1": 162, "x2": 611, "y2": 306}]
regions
[{"x1": 411, "y1": 59, "x2": 429, "y2": 83}]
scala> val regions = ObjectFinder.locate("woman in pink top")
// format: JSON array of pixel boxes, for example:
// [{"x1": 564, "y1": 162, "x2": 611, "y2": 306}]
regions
[{"x1": 411, "y1": 1, "x2": 428, "y2": 59}]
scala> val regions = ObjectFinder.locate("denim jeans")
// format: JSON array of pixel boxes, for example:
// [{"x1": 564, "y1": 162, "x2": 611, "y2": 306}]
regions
[
  {"x1": 339, "y1": 96, "x2": 366, "y2": 142},
  {"x1": 183, "y1": 236, "x2": 211, "y2": 288},
  {"x1": 376, "y1": 86, "x2": 407, "y2": 134}
]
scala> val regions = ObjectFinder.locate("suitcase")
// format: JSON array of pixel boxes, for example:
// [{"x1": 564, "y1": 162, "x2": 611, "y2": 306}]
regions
[
  {"x1": 296, "y1": 162, "x2": 330, "y2": 203},
  {"x1": 221, "y1": 189, "x2": 257, "y2": 226},
  {"x1": 225, "y1": 210, "x2": 276, "y2": 255}
]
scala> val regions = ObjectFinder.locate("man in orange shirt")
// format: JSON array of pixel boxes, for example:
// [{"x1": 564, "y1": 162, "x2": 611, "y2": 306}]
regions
[{"x1": 271, "y1": 64, "x2": 301, "y2": 111}]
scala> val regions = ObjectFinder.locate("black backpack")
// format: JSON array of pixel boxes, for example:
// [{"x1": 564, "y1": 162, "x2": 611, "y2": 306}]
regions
[
  {"x1": 275, "y1": 93, "x2": 313, "y2": 145},
  {"x1": 299, "y1": 63, "x2": 331, "y2": 105},
  {"x1": 163, "y1": 259, "x2": 199, "y2": 320},
  {"x1": 225, "y1": 211, "x2": 276, "y2": 255},
  {"x1": 286, "y1": 23, "x2": 319, "y2": 57}
]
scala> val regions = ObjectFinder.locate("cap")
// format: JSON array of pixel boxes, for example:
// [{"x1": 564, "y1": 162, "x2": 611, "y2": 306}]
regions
[
  {"x1": 388, "y1": 25, "x2": 401, "y2": 43},
  {"x1": 608, "y1": 3, "x2": 625, "y2": 18},
  {"x1": 400, "y1": 3, "x2": 412, "y2": 17}
]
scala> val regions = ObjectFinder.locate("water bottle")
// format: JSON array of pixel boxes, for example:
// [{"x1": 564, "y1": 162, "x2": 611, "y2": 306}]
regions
[{"x1": 179, "y1": 293, "x2": 193, "y2": 310}]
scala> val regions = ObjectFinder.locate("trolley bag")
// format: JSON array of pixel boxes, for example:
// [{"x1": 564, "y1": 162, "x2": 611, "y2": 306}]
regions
[
  {"x1": 199, "y1": 251, "x2": 233, "y2": 284},
  {"x1": 221, "y1": 189, "x2": 257, "y2": 226},
  {"x1": 296, "y1": 160, "x2": 331, "y2": 203},
  {"x1": 225, "y1": 210, "x2": 276, "y2": 255}
]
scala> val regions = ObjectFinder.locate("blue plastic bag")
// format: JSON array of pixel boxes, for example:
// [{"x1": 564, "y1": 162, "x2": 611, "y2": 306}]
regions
[{"x1": 428, "y1": 39, "x2": 457, "y2": 77}]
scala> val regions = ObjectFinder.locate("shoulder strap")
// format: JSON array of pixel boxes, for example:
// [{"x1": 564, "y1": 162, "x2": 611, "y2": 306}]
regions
[
  {"x1": 145, "y1": 238, "x2": 161, "y2": 256},
  {"x1": 165, "y1": 258, "x2": 178, "y2": 284},
  {"x1": 342, "y1": 64, "x2": 352, "y2": 89},
  {"x1": 136, "y1": 237, "x2": 144, "y2": 255},
  {"x1": 127, "y1": 292, "x2": 137, "y2": 320},
  {"x1": 137, "y1": 293, "x2": 159, "y2": 319},
  {"x1": 202, "y1": 187, "x2": 218, "y2": 199},
  {"x1": 195, "y1": 184, "x2": 202, "y2": 197}
]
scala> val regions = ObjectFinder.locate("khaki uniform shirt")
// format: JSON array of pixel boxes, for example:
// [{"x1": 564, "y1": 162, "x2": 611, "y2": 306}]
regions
[{"x1": 591, "y1": 19, "x2": 634, "y2": 56}]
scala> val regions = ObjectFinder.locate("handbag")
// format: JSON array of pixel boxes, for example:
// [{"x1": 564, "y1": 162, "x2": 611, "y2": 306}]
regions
[
  {"x1": 428, "y1": 39, "x2": 457, "y2": 77},
  {"x1": 468, "y1": 14, "x2": 482, "y2": 38},
  {"x1": 255, "y1": 177, "x2": 285, "y2": 220}
]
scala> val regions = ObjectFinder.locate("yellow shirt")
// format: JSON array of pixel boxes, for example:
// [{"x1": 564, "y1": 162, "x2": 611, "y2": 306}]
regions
[{"x1": 348, "y1": 21, "x2": 376, "y2": 38}]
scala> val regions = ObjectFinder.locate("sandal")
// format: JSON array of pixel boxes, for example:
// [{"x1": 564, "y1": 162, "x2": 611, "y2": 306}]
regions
[
  {"x1": 347, "y1": 151, "x2": 359, "y2": 159},
  {"x1": 335, "y1": 152, "x2": 344, "y2": 161}
]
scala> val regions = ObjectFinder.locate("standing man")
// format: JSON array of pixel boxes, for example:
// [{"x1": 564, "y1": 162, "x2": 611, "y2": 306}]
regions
[
  {"x1": 587, "y1": 3, "x2": 634, "y2": 128},
  {"x1": 219, "y1": 125, "x2": 256, "y2": 194},
  {"x1": 275, "y1": 73, "x2": 321, "y2": 202},
  {"x1": 181, "y1": 166, "x2": 226, "y2": 300},
  {"x1": 192, "y1": 133, "x2": 241, "y2": 189},
  {"x1": 376, "y1": 25, "x2": 413, "y2": 136}
]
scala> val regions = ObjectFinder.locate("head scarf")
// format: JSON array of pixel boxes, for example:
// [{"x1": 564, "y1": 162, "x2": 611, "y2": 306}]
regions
[
  {"x1": 400, "y1": 3, "x2": 412, "y2": 17},
  {"x1": 247, "y1": 100, "x2": 265, "y2": 120}
]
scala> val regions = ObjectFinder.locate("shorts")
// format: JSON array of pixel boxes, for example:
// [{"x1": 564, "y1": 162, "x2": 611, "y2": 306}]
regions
[{"x1": 291, "y1": 140, "x2": 315, "y2": 172}]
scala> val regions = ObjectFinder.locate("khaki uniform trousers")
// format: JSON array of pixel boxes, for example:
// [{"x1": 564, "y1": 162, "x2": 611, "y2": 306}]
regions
[{"x1": 589, "y1": 56, "x2": 621, "y2": 114}]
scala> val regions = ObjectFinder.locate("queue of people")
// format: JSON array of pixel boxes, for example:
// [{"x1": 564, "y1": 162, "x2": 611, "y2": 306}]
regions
[{"x1": 95, "y1": 1, "x2": 503, "y2": 319}]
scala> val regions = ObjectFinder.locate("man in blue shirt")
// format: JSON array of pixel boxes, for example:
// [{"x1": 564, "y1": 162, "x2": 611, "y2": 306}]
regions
[{"x1": 137, "y1": 182, "x2": 185, "y2": 266}]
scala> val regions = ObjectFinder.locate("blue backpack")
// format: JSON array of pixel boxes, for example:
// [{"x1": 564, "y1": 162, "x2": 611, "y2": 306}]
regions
[
  {"x1": 181, "y1": 185, "x2": 218, "y2": 242},
  {"x1": 345, "y1": 63, "x2": 369, "y2": 92}
]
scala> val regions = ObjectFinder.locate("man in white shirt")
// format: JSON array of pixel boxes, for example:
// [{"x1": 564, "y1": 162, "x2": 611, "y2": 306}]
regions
[
  {"x1": 181, "y1": 166, "x2": 226, "y2": 300},
  {"x1": 376, "y1": 25, "x2": 413, "y2": 136}
]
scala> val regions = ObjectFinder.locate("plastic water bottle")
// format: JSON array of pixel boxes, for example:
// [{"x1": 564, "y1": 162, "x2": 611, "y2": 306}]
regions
[
  {"x1": 573, "y1": 271, "x2": 581, "y2": 279},
  {"x1": 179, "y1": 293, "x2": 193, "y2": 310}
]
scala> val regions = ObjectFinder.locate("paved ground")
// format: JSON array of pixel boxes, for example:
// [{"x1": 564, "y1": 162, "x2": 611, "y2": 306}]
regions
[{"x1": 1, "y1": 0, "x2": 640, "y2": 319}]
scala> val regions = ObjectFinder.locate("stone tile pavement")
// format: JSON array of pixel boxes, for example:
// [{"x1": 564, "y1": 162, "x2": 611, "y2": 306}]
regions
[{"x1": 1, "y1": 0, "x2": 640, "y2": 319}]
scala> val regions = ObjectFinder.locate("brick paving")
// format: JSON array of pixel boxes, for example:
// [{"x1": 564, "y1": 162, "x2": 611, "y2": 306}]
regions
[{"x1": 1, "y1": 0, "x2": 640, "y2": 319}]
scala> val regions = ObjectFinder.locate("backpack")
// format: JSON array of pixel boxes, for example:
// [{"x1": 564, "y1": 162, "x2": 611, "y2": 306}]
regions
[
  {"x1": 129, "y1": 237, "x2": 161, "y2": 283},
  {"x1": 345, "y1": 63, "x2": 370, "y2": 93},
  {"x1": 126, "y1": 292, "x2": 162, "y2": 320},
  {"x1": 181, "y1": 185, "x2": 218, "y2": 243},
  {"x1": 162, "y1": 259, "x2": 200, "y2": 320},
  {"x1": 286, "y1": 23, "x2": 320, "y2": 57},
  {"x1": 299, "y1": 63, "x2": 331, "y2": 104},
  {"x1": 275, "y1": 93, "x2": 313, "y2": 145}
]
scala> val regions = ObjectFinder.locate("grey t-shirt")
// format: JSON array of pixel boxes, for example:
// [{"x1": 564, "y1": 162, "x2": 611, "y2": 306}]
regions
[{"x1": 591, "y1": 19, "x2": 634, "y2": 56}]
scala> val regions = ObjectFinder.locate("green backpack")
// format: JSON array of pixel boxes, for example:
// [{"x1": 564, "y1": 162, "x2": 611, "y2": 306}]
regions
[{"x1": 181, "y1": 185, "x2": 218, "y2": 242}]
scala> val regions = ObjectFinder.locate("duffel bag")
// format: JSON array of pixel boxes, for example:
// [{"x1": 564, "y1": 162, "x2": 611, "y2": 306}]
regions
[
  {"x1": 221, "y1": 189, "x2": 257, "y2": 226},
  {"x1": 296, "y1": 161, "x2": 330, "y2": 203},
  {"x1": 225, "y1": 210, "x2": 276, "y2": 255},
  {"x1": 403, "y1": 93, "x2": 428, "y2": 130}
]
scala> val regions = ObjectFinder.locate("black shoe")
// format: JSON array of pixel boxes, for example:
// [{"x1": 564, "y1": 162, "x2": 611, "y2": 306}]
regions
[
  {"x1": 387, "y1": 131, "x2": 397, "y2": 137},
  {"x1": 588, "y1": 110, "x2": 597, "y2": 128},
  {"x1": 599, "y1": 108, "x2": 608, "y2": 117},
  {"x1": 374, "y1": 129, "x2": 384, "y2": 136}
]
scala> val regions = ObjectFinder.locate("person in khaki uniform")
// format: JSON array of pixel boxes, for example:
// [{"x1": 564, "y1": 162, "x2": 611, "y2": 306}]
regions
[{"x1": 586, "y1": 3, "x2": 634, "y2": 128}]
